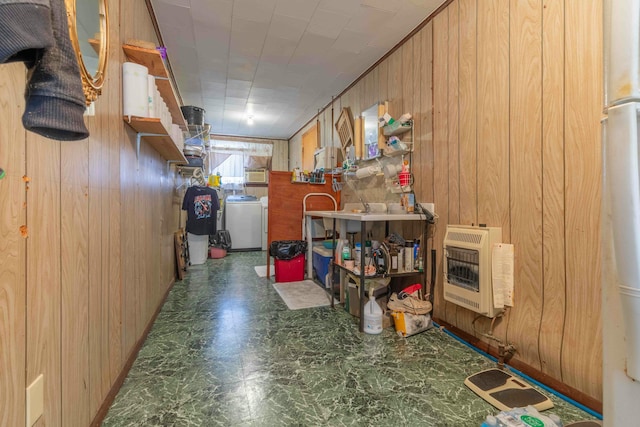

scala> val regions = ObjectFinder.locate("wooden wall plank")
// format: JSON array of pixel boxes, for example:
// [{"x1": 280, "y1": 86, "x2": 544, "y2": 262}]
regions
[
  {"x1": 121, "y1": 127, "x2": 138, "y2": 359},
  {"x1": 458, "y1": 0, "x2": 478, "y2": 226},
  {"x1": 411, "y1": 30, "x2": 423, "y2": 199},
  {"x1": 106, "y1": 7, "x2": 123, "y2": 381},
  {"x1": 418, "y1": 23, "x2": 435, "y2": 307},
  {"x1": 477, "y1": 0, "x2": 510, "y2": 234},
  {"x1": 562, "y1": 0, "x2": 603, "y2": 398},
  {"x1": 0, "y1": 63, "x2": 26, "y2": 427},
  {"x1": 539, "y1": 0, "x2": 565, "y2": 380},
  {"x1": 402, "y1": 38, "x2": 414, "y2": 119},
  {"x1": 432, "y1": 10, "x2": 450, "y2": 323},
  {"x1": 387, "y1": 49, "x2": 403, "y2": 118},
  {"x1": 60, "y1": 135, "x2": 90, "y2": 426},
  {"x1": 419, "y1": 24, "x2": 434, "y2": 206},
  {"x1": 506, "y1": 0, "x2": 543, "y2": 370},
  {"x1": 475, "y1": 0, "x2": 510, "y2": 342},
  {"x1": 27, "y1": 134, "x2": 62, "y2": 427},
  {"x1": 378, "y1": 58, "x2": 389, "y2": 107},
  {"x1": 87, "y1": 104, "x2": 104, "y2": 417},
  {"x1": 448, "y1": 0, "x2": 460, "y2": 226}
]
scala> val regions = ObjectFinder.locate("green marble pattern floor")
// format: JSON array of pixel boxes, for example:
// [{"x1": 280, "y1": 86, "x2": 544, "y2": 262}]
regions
[{"x1": 103, "y1": 251, "x2": 598, "y2": 426}]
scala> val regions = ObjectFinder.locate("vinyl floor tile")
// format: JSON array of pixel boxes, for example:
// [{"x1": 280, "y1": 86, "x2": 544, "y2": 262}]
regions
[{"x1": 102, "y1": 251, "x2": 598, "y2": 426}]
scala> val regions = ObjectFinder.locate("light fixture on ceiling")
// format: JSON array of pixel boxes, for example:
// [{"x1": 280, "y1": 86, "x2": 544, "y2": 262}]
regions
[{"x1": 247, "y1": 115, "x2": 254, "y2": 125}]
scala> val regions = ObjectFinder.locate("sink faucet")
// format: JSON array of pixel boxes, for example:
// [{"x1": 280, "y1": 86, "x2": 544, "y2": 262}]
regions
[{"x1": 344, "y1": 177, "x2": 370, "y2": 213}]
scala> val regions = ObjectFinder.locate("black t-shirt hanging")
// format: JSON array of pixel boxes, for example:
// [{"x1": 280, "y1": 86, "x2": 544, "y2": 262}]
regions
[{"x1": 182, "y1": 186, "x2": 220, "y2": 235}]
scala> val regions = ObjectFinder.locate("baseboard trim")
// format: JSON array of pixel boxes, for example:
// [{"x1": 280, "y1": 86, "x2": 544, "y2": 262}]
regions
[
  {"x1": 90, "y1": 278, "x2": 177, "y2": 426},
  {"x1": 432, "y1": 317, "x2": 603, "y2": 414}
]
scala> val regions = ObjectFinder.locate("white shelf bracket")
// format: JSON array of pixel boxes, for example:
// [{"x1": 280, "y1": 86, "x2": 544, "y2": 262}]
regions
[
  {"x1": 166, "y1": 160, "x2": 183, "y2": 174},
  {"x1": 135, "y1": 132, "x2": 166, "y2": 168}
]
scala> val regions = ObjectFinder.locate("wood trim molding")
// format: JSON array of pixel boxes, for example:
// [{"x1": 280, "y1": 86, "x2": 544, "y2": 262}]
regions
[
  {"x1": 432, "y1": 317, "x2": 603, "y2": 414},
  {"x1": 90, "y1": 278, "x2": 177, "y2": 426}
]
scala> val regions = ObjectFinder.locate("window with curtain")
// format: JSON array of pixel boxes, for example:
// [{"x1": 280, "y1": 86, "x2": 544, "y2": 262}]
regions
[{"x1": 209, "y1": 140, "x2": 273, "y2": 188}]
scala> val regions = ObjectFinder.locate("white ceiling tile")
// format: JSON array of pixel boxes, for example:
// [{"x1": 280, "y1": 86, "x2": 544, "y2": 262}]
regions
[
  {"x1": 153, "y1": 0, "x2": 191, "y2": 9},
  {"x1": 317, "y1": 0, "x2": 360, "y2": 16},
  {"x1": 225, "y1": 96, "x2": 248, "y2": 106},
  {"x1": 267, "y1": 14, "x2": 309, "y2": 41},
  {"x1": 190, "y1": 0, "x2": 233, "y2": 26},
  {"x1": 290, "y1": 33, "x2": 335, "y2": 66},
  {"x1": 153, "y1": 2, "x2": 194, "y2": 30},
  {"x1": 345, "y1": 6, "x2": 387, "y2": 33},
  {"x1": 226, "y1": 79, "x2": 253, "y2": 90},
  {"x1": 233, "y1": 0, "x2": 277, "y2": 23},
  {"x1": 332, "y1": 30, "x2": 370, "y2": 54},
  {"x1": 361, "y1": 0, "x2": 401, "y2": 13},
  {"x1": 307, "y1": 9, "x2": 350, "y2": 39},
  {"x1": 261, "y1": 37, "x2": 297, "y2": 64},
  {"x1": 274, "y1": 0, "x2": 320, "y2": 21},
  {"x1": 153, "y1": 0, "x2": 439, "y2": 138},
  {"x1": 409, "y1": 0, "x2": 446, "y2": 10}
]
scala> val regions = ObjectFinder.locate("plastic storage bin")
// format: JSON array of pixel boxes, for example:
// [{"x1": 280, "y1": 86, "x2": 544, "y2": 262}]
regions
[
  {"x1": 312, "y1": 246, "x2": 333, "y2": 288},
  {"x1": 274, "y1": 254, "x2": 305, "y2": 282}
]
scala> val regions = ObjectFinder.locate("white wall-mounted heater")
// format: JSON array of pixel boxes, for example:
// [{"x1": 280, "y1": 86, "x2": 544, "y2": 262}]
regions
[{"x1": 443, "y1": 225, "x2": 503, "y2": 318}]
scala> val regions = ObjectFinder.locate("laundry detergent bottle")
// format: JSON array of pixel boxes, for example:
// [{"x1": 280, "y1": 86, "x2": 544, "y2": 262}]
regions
[{"x1": 363, "y1": 287, "x2": 383, "y2": 334}]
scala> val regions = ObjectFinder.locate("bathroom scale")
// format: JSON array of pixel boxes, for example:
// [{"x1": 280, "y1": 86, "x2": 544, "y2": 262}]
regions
[{"x1": 464, "y1": 368, "x2": 554, "y2": 412}]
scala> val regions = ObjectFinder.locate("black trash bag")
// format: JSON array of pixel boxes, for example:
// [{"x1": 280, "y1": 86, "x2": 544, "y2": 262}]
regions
[
  {"x1": 211, "y1": 230, "x2": 232, "y2": 250},
  {"x1": 269, "y1": 240, "x2": 307, "y2": 260}
]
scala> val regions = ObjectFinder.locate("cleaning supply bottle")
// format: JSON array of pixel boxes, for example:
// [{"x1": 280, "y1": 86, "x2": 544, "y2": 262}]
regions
[
  {"x1": 335, "y1": 239, "x2": 344, "y2": 266},
  {"x1": 354, "y1": 242, "x2": 362, "y2": 267},
  {"x1": 363, "y1": 287, "x2": 383, "y2": 334},
  {"x1": 342, "y1": 240, "x2": 351, "y2": 262}
]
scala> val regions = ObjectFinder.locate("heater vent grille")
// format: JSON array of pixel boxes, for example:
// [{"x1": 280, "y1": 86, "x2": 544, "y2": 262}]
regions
[{"x1": 447, "y1": 231, "x2": 482, "y2": 245}]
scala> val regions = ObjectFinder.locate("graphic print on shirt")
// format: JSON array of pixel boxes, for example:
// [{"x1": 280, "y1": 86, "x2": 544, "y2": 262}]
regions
[{"x1": 194, "y1": 194, "x2": 212, "y2": 219}]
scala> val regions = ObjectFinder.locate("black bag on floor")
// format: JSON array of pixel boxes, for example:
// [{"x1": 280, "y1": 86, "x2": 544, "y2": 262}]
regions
[
  {"x1": 269, "y1": 240, "x2": 307, "y2": 260},
  {"x1": 211, "y1": 230, "x2": 232, "y2": 250}
]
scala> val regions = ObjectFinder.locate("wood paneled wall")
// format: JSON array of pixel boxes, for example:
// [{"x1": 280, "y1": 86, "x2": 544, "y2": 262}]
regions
[
  {"x1": 0, "y1": 1, "x2": 181, "y2": 426},
  {"x1": 289, "y1": 0, "x2": 603, "y2": 403}
]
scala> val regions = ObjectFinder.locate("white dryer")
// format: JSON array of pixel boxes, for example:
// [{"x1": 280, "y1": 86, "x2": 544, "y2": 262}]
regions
[
  {"x1": 260, "y1": 196, "x2": 268, "y2": 250},
  {"x1": 224, "y1": 195, "x2": 263, "y2": 251}
]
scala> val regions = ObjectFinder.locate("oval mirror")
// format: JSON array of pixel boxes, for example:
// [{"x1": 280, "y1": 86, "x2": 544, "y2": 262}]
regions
[{"x1": 65, "y1": 0, "x2": 109, "y2": 105}]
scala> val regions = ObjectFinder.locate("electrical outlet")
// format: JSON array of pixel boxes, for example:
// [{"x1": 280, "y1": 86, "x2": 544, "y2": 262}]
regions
[{"x1": 26, "y1": 374, "x2": 44, "y2": 427}]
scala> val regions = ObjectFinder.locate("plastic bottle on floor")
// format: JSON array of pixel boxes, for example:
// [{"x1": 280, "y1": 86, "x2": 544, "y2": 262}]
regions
[
  {"x1": 363, "y1": 287, "x2": 383, "y2": 334},
  {"x1": 481, "y1": 406, "x2": 562, "y2": 427}
]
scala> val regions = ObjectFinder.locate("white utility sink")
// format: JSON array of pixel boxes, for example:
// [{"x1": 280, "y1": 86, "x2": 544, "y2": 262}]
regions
[{"x1": 334, "y1": 203, "x2": 387, "y2": 233}]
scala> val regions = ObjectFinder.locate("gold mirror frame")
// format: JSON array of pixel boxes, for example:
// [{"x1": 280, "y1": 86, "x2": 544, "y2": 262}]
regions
[{"x1": 65, "y1": 0, "x2": 109, "y2": 105}]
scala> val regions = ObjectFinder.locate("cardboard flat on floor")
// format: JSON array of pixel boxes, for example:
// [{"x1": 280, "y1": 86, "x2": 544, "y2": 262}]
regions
[
  {"x1": 254, "y1": 265, "x2": 274, "y2": 277},
  {"x1": 464, "y1": 368, "x2": 553, "y2": 412},
  {"x1": 272, "y1": 280, "x2": 334, "y2": 310}
]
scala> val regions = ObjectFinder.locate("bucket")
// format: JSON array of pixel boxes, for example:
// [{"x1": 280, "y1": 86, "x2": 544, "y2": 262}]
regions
[
  {"x1": 180, "y1": 105, "x2": 205, "y2": 126},
  {"x1": 187, "y1": 233, "x2": 208, "y2": 265}
]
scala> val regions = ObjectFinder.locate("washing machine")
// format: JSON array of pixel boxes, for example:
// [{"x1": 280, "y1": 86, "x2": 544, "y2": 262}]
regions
[{"x1": 224, "y1": 195, "x2": 263, "y2": 251}]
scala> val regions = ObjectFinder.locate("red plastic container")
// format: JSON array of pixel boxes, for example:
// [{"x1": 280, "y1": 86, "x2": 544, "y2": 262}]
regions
[{"x1": 274, "y1": 254, "x2": 305, "y2": 282}]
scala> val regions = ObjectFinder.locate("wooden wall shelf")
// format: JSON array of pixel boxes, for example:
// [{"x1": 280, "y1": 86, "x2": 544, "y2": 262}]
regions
[
  {"x1": 123, "y1": 116, "x2": 187, "y2": 163},
  {"x1": 122, "y1": 44, "x2": 187, "y2": 129}
]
